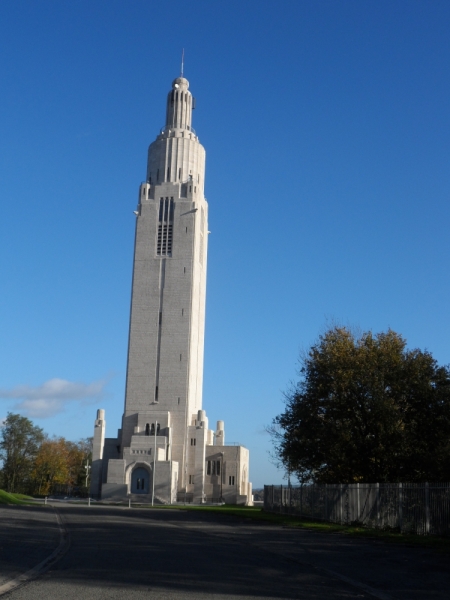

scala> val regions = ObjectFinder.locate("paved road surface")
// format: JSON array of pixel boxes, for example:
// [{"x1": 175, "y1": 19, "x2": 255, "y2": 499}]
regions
[
  {"x1": 2, "y1": 505, "x2": 450, "y2": 599},
  {"x1": 0, "y1": 506, "x2": 60, "y2": 586}
]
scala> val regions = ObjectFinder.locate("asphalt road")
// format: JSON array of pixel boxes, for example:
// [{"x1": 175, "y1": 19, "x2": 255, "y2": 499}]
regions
[{"x1": 2, "y1": 505, "x2": 450, "y2": 599}]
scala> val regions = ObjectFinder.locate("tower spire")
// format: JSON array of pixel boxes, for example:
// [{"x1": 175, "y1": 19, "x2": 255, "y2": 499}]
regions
[{"x1": 180, "y1": 48, "x2": 184, "y2": 78}]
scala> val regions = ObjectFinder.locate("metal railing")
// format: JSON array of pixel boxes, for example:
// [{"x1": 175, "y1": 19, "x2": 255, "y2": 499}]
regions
[
  {"x1": 264, "y1": 483, "x2": 450, "y2": 536},
  {"x1": 160, "y1": 124, "x2": 196, "y2": 135}
]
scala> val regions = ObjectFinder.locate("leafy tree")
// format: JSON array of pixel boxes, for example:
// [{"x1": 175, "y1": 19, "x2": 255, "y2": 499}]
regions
[
  {"x1": 270, "y1": 327, "x2": 450, "y2": 483},
  {"x1": 32, "y1": 438, "x2": 70, "y2": 495},
  {"x1": 0, "y1": 413, "x2": 44, "y2": 493},
  {"x1": 31, "y1": 437, "x2": 92, "y2": 495}
]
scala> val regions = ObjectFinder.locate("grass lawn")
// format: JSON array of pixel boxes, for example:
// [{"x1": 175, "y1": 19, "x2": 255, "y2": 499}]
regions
[{"x1": 0, "y1": 489, "x2": 33, "y2": 505}]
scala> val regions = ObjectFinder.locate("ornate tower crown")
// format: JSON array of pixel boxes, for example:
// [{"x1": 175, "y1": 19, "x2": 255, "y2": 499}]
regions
[{"x1": 165, "y1": 77, "x2": 194, "y2": 131}]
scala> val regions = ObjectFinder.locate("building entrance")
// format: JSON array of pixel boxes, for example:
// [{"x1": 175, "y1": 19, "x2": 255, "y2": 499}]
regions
[{"x1": 131, "y1": 467, "x2": 149, "y2": 494}]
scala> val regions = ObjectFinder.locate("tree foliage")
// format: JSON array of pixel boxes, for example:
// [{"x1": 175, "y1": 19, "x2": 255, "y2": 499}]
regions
[
  {"x1": 0, "y1": 413, "x2": 92, "y2": 495},
  {"x1": 0, "y1": 413, "x2": 44, "y2": 493},
  {"x1": 270, "y1": 327, "x2": 450, "y2": 483}
]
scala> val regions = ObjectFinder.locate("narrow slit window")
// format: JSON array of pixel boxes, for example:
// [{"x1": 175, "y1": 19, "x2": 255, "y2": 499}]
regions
[{"x1": 156, "y1": 198, "x2": 175, "y2": 256}]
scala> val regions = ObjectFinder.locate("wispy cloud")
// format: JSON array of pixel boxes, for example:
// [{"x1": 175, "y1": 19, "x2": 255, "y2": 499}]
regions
[{"x1": 0, "y1": 378, "x2": 109, "y2": 418}]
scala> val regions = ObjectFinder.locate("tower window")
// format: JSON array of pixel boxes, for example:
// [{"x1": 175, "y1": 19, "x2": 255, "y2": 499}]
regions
[
  {"x1": 190, "y1": 438, "x2": 196, "y2": 446},
  {"x1": 157, "y1": 198, "x2": 174, "y2": 256},
  {"x1": 178, "y1": 397, "x2": 180, "y2": 405},
  {"x1": 145, "y1": 423, "x2": 150, "y2": 436},
  {"x1": 167, "y1": 167, "x2": 170, "y2": 180},
  {"x1": 154, "y1": 387, "x2": 158, "y2": 401},
  {"x1": 178, "y1": 168, "x2": 181, "y2": 180},
  {"x1": 229, "y1": 476, "x2": 235, "y2": 485}
]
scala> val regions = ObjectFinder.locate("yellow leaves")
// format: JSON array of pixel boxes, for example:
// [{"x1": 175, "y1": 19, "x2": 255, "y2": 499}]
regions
[{"x1": 31, "y1": 437, "x2": 89, "y2": 495}]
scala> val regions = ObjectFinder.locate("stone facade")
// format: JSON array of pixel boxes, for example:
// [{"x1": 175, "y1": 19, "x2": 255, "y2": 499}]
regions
[{"x1": 90, "y1": 75, "x2": 252, "y2": 505}]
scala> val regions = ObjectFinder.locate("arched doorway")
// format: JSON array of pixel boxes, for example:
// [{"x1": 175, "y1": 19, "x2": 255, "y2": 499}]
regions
[{"x1": 131, "y1": 467, "x2": 149, "y2": 494}]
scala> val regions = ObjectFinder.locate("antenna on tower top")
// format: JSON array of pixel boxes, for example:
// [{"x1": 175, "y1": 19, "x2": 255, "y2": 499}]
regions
[{"x1": 180, "y1": 48, "x2": 184, "y2": 78}]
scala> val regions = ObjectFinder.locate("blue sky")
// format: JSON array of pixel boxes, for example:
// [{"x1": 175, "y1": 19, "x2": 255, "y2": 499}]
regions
[{"x1": 1, "y1": 1, "x2": 449, "y2": 487}]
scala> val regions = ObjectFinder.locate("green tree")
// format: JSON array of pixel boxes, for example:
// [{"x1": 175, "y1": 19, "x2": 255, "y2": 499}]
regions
[
  {"x1": 270, "y1": 327, "x2": 450, "y2": 483},
  {"x1": 0, "y1": 413, "x2": 45, "y2": 493}
]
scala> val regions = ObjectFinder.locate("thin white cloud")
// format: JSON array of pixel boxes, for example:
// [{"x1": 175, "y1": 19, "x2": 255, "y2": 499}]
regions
[{"x1": 0, "y1": 378, "x2": 109, "y2": 418}]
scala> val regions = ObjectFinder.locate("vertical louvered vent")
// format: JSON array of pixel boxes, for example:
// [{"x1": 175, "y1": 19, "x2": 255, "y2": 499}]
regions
[{"x1": 157, "y1": 197, "x2": 174, "y2": 256}]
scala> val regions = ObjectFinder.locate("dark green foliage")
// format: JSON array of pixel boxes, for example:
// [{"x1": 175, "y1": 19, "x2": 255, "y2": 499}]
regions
[
  {"x1": 0, "y1": 413, "x2": 45, "y2": 493},
  {"x1": 270, "y1": 327, "x2": 450, "y2": 483}
]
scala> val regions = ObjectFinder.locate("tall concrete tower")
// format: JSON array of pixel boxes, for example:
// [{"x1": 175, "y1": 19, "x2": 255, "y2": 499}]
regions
[{"x1": 91, "y1": 75, "x2": 251, "y2": 505}]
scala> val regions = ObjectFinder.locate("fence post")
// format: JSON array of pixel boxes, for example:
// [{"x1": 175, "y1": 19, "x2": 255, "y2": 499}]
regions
[
  {"x1": 271, "y1": 485, "x2": 274, "y2": 511},
  {"x1": 312, "y1": 484, "x2": 315, "y2": 519},
  {"x1": 300, "y1": 484, "x2": 303, "y2": 516},
  {"x1": 425, "y1": 482, "x2": 430, "y2": 534},
  {"x1": 398, "y1": 483, "x2": 403, "y2": 532},
  {"x1": 356, "y1": 483, "x2": 360, "y2": 523},
  {"x1": 376, "y1": 483, "x2": 380, "y2": 528},
  {"x1": 340, "y1": 484, "x2": 343, "y2": 524},
  {"x1": 325, "y1": 484, "x2": 328, "y2": 521}
]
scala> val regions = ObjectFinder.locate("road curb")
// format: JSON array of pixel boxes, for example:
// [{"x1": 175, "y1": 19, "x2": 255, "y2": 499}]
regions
[{"x1": 0, "y1": 507, "x2": 70, "y2": 596}]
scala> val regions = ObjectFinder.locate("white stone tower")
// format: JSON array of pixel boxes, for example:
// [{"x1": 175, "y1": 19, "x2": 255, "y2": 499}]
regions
[{"x1": 90, "y1": 74, "x2": 252, "y2": 505}]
